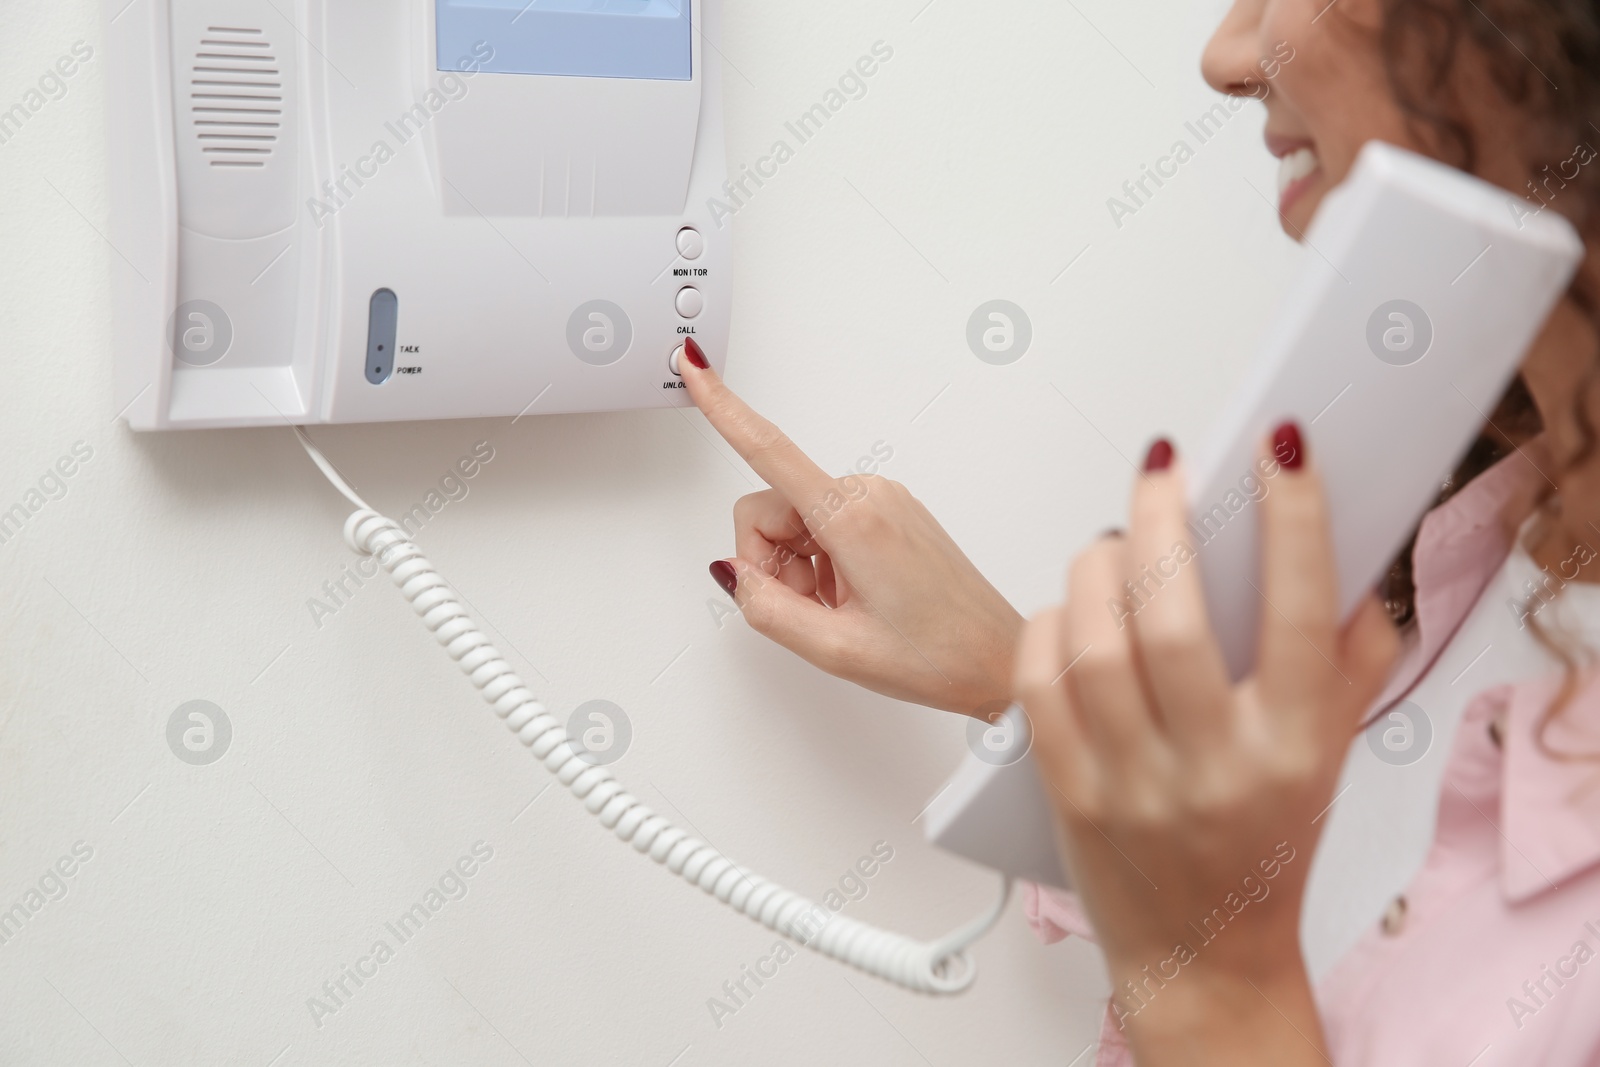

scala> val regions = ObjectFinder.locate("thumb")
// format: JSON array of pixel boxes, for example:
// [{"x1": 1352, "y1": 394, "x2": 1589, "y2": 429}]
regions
[{"x1": 712, "y1": 557, "x2": 854, "y2": 664}]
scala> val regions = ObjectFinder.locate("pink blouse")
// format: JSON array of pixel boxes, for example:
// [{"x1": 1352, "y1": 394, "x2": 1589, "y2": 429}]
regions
[{"x1": 1025, "y1": 451, "x2": 1600, "y2": 1066}]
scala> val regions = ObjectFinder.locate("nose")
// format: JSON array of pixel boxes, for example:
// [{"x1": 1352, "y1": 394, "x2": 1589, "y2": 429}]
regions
[{"x1": 1202, "y1": 0, "x2": 1269, "y2": 97}]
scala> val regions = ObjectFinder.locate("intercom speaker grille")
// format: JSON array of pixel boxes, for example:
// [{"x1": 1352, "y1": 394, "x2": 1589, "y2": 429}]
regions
[
  {"x1": 190, "y1": 25, "x2": 280, "y2": 168},
  {"x1": 169, "y1": 0, "x2": 299, "y2": 239}
]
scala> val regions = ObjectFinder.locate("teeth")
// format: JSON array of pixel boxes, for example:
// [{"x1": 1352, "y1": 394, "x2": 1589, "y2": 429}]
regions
[{"x1": 1277, "y1": 146, "x2": 1320, "y2": 197}]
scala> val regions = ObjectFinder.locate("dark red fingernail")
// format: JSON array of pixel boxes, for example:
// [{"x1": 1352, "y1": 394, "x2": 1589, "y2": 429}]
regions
[
  {"x1": 684, "y1": 336, "x2": 709, "y2": 370},
  {"x1": 709, "y1": 560, "x2": 737, "y2": 598},
  {"x1": 1273, "y1": 421, "x2": 1306, "y2": 470},
  {"x1": 1143, "y1": 438, "x2": 1175, "y2": 473}
]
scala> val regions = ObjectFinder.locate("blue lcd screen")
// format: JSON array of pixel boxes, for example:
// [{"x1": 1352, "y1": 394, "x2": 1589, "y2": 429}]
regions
[{"x1": 437, "y1": 0, "x2": 692, "y2": 81}]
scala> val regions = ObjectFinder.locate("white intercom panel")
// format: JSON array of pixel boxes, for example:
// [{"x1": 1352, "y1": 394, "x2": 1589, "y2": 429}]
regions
[{"x1": 104, "y1": 0, "x2": 731, "y2": 430}]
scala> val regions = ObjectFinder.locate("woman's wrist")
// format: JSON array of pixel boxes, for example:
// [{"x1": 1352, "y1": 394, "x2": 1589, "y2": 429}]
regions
[
  {"x1": 962, "y1": 605, "x2": 1025, "y2": 717},
  {"x1": 1113, "y1": 954, "x2": 1327, "y2": 1066}
]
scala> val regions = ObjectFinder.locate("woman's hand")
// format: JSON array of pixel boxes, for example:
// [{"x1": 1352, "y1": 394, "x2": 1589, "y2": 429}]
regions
[
  {"x1": 680, "y1": 342, "x2": 1023, "y2": 717},
  {"x1": 1015, "y1": 430, "x2": 1399, "y2": 1064}
]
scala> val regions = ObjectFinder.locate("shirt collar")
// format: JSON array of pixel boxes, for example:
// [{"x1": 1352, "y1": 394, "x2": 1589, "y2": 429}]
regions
[
  {"x1": 1372, "y1": 446, "x2": 1600, "y2": 903},
  {"x1": 1370, "y1": 448, "x2": 1543, "y2": 714}
]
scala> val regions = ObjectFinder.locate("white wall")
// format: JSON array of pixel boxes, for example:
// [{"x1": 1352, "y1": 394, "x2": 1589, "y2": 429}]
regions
[{"x1": 0, "y1": 2, "x2": 1302, "y2": 1063}]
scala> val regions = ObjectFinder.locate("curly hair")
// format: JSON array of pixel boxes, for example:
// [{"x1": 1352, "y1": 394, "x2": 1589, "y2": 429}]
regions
[{"x1": 1374, "y1": 0, "x2": 1600, "y2": 753}]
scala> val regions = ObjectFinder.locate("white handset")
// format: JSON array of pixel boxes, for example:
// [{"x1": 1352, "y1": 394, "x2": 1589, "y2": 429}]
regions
[{"x1": 924, "y1": 141, "x2": 1584, "y2": 889}]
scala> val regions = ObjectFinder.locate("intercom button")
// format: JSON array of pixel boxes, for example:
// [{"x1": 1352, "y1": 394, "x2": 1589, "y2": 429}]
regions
[
  {"x1": 676, "y1": 227, "x2": 704, "y2": 260},
  {"x1": 675, "y1": 286, "x2": 704, "y2": 319}
]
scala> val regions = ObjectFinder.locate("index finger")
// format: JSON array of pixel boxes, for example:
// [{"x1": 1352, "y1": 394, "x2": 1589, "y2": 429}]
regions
[
  {"x1": 1255, "y1": 425, "x2": 1343, "y2": 702},
  {"x1": 678, "y1": 338, "x2": 835, "y2": 507}
]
